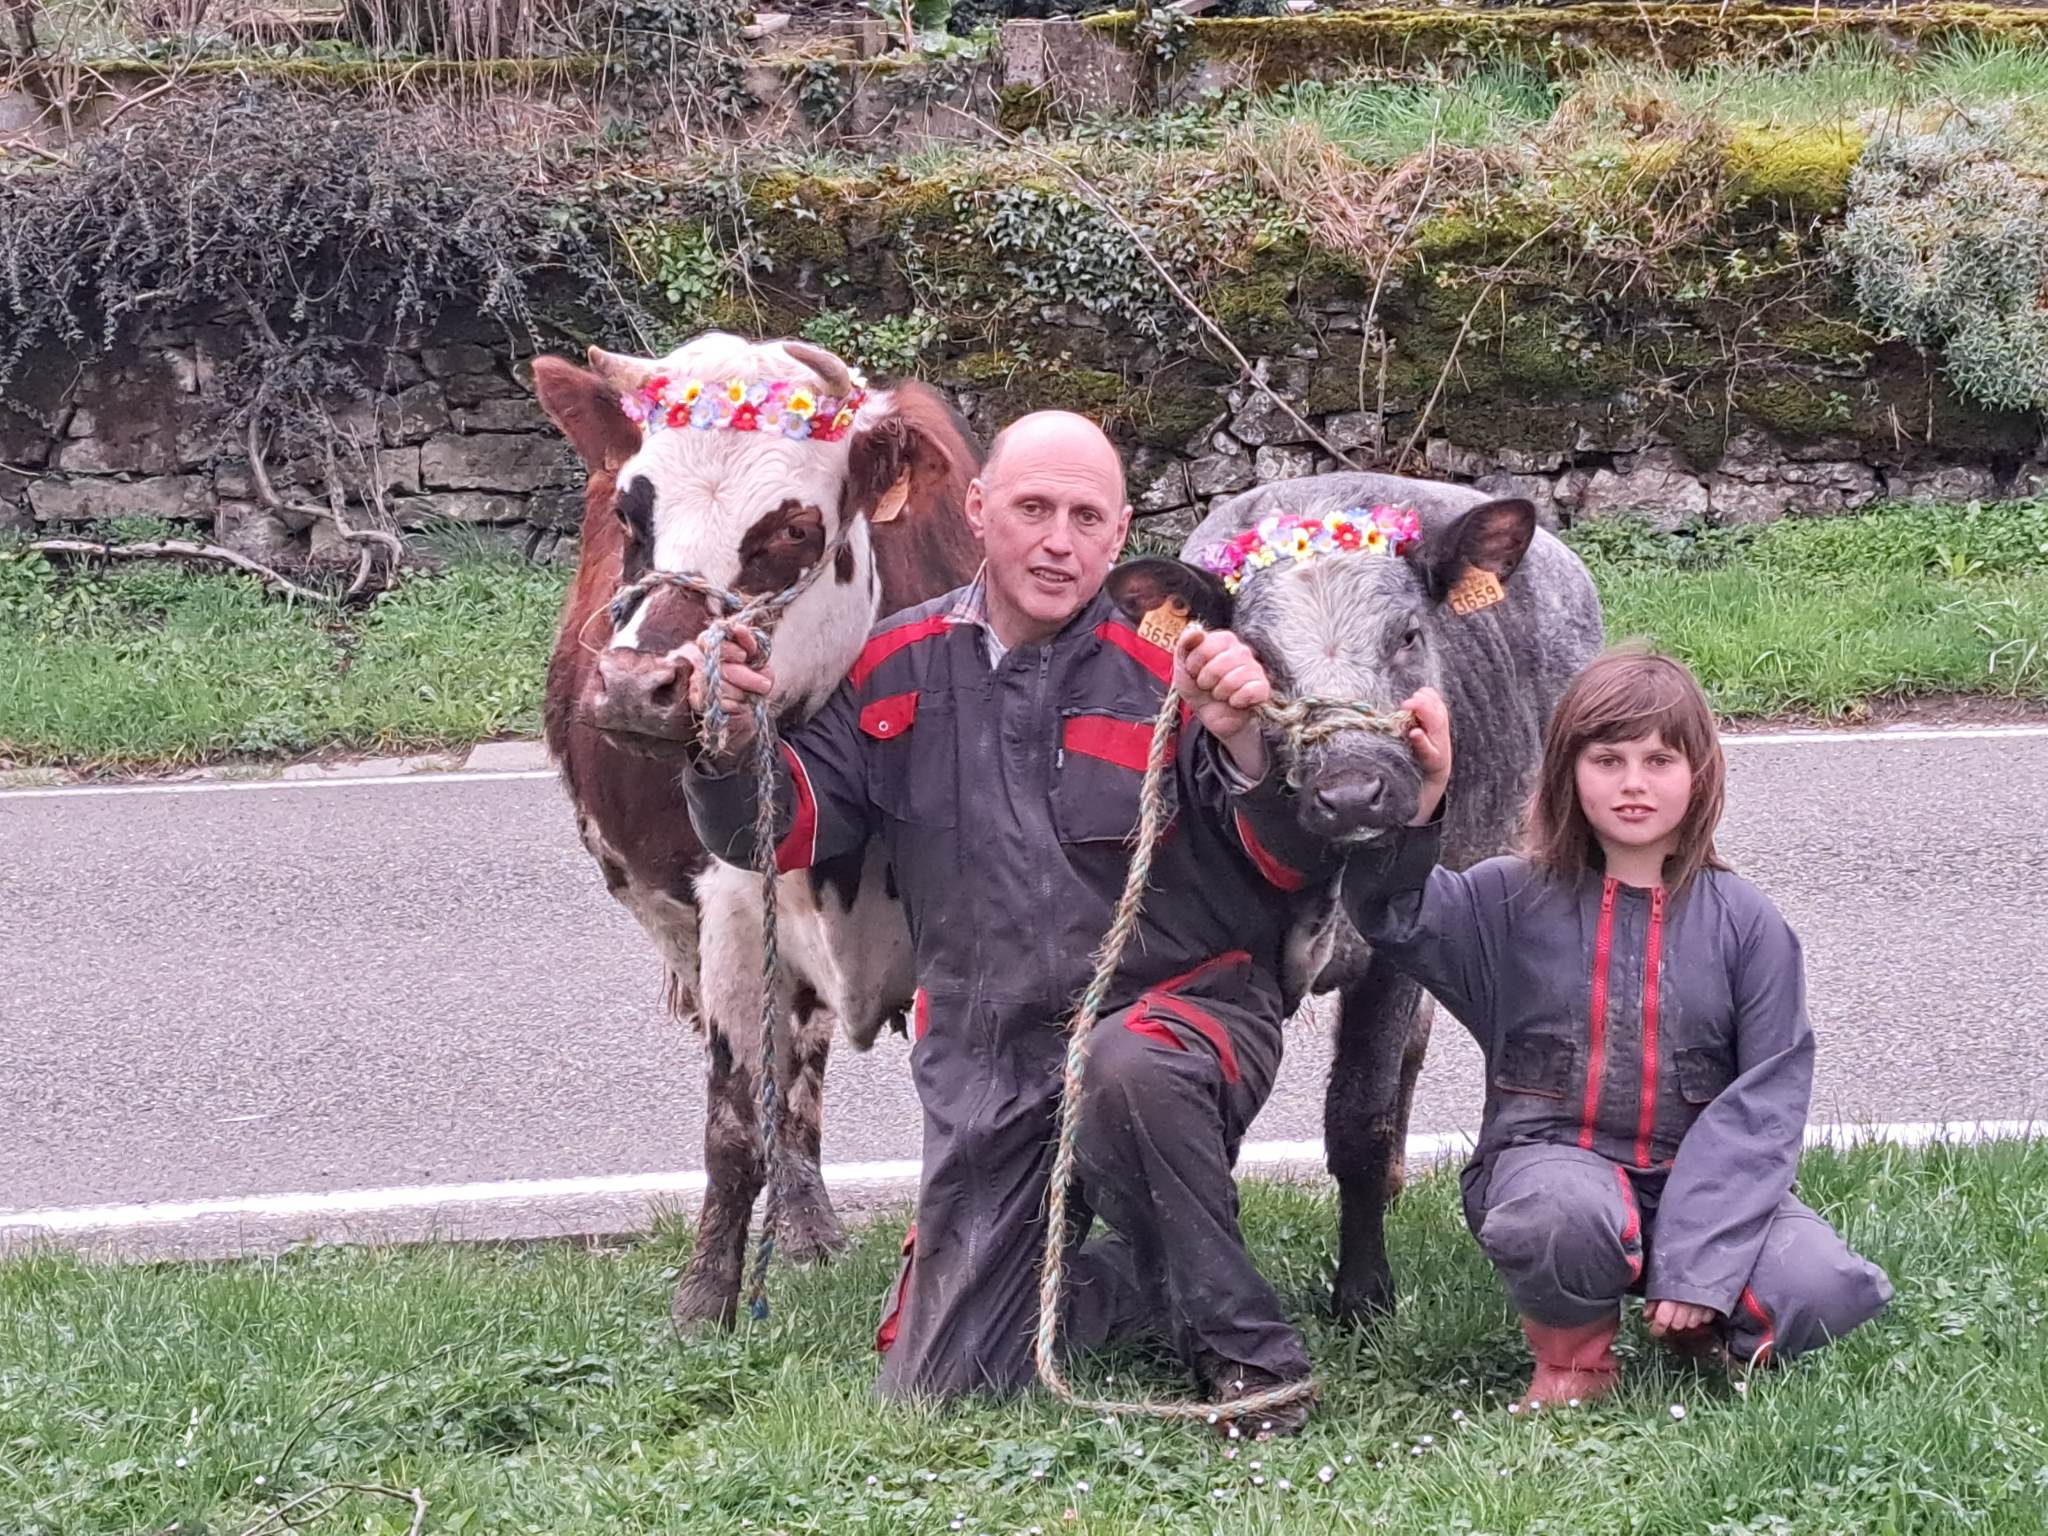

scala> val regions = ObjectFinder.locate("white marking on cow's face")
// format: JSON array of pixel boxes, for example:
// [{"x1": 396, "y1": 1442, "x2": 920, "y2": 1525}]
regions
[
  {"x1": 1245, "y1": 558, "x2": 1435, "y2": 708},
  {"x1": 603, "y1": 335, "x2": 888, "y2": 713}
]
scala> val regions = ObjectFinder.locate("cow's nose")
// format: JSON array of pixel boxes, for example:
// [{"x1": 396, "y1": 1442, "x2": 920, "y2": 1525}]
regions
[
  {"x1": 591, "y1": 648, "x2": 690, "y2": 740},
  {"x1": 1314, "y1": 775, "x2": 1386, "y2": 824}
]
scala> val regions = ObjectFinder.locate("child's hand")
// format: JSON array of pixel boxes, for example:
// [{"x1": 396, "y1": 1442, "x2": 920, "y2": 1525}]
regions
[
  {"x1": 1645, "y1": 1299, "x2": 1719, "y2": 1337},
  {"x1": 1400, "y1": 687, "x2": 1452, "y2": 826}
]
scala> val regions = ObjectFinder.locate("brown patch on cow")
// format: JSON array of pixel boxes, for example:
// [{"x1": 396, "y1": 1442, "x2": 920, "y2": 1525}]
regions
[
  {"x1": 534, "y1": 356, "x2": 641, "y2": 475},
  {"x1": 847, "y1": 381, "x2": 984, "y2": 615},
  {"x1": 736, "y1": 498, "x2": 828, "y2": 596}
]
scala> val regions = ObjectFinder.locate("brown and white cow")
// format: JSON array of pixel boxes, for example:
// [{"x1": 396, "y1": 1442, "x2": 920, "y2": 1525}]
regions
[{"x1": 534, "y1": 332, "x2": 981, "y2": 1328}]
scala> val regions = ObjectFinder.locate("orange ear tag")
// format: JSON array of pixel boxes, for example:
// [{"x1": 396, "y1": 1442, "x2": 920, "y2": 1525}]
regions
[
  {"x1": 871, "y1": 469, "x2": 912, "y2": 525},
  {"x1": 1448, "y1": 567, "x2": 1505, "y2": 617},
  {"x1": 1138, "y1": 596, "x2": 1191, "y2": 650}
]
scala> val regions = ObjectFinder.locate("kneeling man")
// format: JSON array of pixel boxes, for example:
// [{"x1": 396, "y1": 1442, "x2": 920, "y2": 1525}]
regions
[{"x1": 681, "y1": 411, "x2": 1333, "y2": 1433}]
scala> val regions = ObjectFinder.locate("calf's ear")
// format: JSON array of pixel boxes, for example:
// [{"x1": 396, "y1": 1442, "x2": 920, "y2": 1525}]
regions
[
  {"x1": 533, "y1": 355, "x2": 642, "y2": 473},
  {"x1": 1106, "y1": 558, "x2": 1234, "y2": 634},
  {"x1": 1414, "y1": 498, "x2": 1537, "y2": 606}
]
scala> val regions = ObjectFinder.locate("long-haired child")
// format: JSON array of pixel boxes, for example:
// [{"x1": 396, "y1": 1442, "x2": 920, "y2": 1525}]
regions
[{"x1": 1344, "y1": 649, "x2": 1891, "y2": 1406}]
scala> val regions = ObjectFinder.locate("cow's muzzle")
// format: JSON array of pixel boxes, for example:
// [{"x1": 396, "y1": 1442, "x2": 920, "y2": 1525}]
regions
[
  {"x1": 1296, "y1": 740, "x2": 1420, "y2": 841},
  {"x1": 588, "y1": 647, "x2": 697, "y2": 746}
]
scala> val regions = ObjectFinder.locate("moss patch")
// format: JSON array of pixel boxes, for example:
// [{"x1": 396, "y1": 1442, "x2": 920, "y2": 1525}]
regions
[{"x1": 1726, "y1": 126, "x2": 1865, "y2": 217}]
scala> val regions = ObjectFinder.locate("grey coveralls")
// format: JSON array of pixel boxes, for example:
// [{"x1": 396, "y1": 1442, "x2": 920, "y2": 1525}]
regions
[
  {"x1": 1343, "y1": 821, "x2": 1892, "y2": 1363},
  {"x1": 683, "y1": 580, "x2": 1334, "y2": 1400}
]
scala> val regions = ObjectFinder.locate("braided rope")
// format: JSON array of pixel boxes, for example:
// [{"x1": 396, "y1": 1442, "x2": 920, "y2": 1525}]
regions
[
  {"x1": 614, "y1": 522, "x2": 857, "y2": 1323},
  {"x1": 1032, "y1": 683, "x2": 1411, "y2": 1427}
]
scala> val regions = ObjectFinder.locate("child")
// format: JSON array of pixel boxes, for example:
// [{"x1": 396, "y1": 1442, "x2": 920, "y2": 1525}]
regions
[{"x1": 1344, "y1": 649, "x2": 1891, "y2": 1406}]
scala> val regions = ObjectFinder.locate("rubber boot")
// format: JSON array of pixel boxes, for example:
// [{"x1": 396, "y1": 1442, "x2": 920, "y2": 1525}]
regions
[{"x1": 1519, "y1": 1310, "x2": 1621, "y2": 1408}]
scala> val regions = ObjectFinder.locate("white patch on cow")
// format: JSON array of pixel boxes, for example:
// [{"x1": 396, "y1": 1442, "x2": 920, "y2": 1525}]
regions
[
  {"x1": 606, "y1": 336, "x2": 888, "y2": 720},
  {"x1": 778, "y1": 843, "x2": 916, "y2": 1051},
  {"x1": 694, "y1": 857, "x2": 775, "y2": 1063}
]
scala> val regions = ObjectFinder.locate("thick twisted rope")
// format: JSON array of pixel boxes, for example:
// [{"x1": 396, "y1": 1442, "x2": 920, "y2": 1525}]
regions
[
  {"x1": 1033, "y1": 680, "x2": 1411, "y2": 1427},
  {"x1": 616, "y1": 521, "x2": 857, "y2": 1323}
]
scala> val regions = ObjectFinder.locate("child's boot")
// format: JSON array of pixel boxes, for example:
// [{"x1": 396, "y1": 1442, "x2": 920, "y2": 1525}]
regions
[{"x1": 1519, "y1": 1311, "x2": 1621, "y2": 1408}]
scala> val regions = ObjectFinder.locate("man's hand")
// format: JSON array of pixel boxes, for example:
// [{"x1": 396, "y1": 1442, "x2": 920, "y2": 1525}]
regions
[
  {"x1": 1645, "y1": 1299, "x2": 1720, "y2": 1337},
  {"x1": 1401, "y1": 687, "x2": 1453, "y2": 826},
  {"x1": 681, "y1": 624, "x2": 776, "y2": 761},
  {"x1": 1175, "y1": 625, "x2": 1272, "y2": 781}
]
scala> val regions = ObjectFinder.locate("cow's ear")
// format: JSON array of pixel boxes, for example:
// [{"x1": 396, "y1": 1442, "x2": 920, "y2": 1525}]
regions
[
  {"x1": 1107, "y1": 558, "x2": 1233, "y2": 634},
  {"x1": 847, "y1": 399, "x2": 964, "y2": 526},
  {"x1": 1413, "y1": 498, "x2": 1537, "y2": 606},
  {"x1": 534, "y1": 355, "x2": 641, "y2": 473}
]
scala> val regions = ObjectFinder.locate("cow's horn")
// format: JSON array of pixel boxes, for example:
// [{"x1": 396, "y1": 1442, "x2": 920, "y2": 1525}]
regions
[
  {"x1": 586, "y1": 346, "x2": 662, "y2": 395},
  {"x1": 782, "y1": 341, "x2": 855, "y2": 398}
]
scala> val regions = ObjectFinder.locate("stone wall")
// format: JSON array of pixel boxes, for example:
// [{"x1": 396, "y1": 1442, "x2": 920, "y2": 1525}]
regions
[
  {"x1": 1122, "y1": 359, "x2": 2036, "y2": 549},
  {"x1": 0, "y1": 313, "x2": 586, "y2": 564}
]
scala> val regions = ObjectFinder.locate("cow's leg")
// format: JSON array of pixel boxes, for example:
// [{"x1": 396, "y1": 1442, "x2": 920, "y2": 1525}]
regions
[
  {"x1": 769, "y1": 986, "x2": 848, "y2": 1264},
  {"x1": 674, "y1": 864, "x2": 776, "y2": 1332},
  {"x1": 672, "y1": 1020, "x2": 763, "y2": 1331},
  {"x1": 1325, "y1": 957, "x2": 1427, "y2": 1325}
]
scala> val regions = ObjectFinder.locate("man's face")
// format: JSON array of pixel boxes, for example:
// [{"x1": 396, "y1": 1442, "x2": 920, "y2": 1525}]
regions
[{"x1": 967, "y1": 434, "x2": 1131, "y2": 645}]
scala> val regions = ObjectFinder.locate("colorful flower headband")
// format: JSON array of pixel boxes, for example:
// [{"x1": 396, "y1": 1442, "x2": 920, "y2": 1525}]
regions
[
  {"x1": 619, "y1": 370, "x2": 868, "y2": 442},
  {"x1": 1197, "y1": 505, "x2": 1423, "y2": 595}
]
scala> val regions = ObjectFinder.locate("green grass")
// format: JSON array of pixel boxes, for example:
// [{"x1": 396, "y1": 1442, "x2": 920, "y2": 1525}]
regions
[
  {"x1": 0, "y1": 545, "x2": 568, "y2": 770},
  {"x1": 6, "y1": 499, "x2": 2047, "y2": 771},
  {"x1": 2, "y1": 1141, "x2": 2043, "y2": 1534},
  {"x1": 1568, "y1": 499, "x2": 2048, "y2": 718},
  {"x1": 1246, "y1": 63, "x2": 1558, "y2": 160}
]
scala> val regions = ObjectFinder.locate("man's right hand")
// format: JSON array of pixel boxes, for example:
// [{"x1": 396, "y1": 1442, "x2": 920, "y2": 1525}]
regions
[
  {"x1": 682, "y1": 624, "x2": 776, "y2": 756},
  {"x1": 1400, "y1": 686, "x2": 1452, "y2": 826}
]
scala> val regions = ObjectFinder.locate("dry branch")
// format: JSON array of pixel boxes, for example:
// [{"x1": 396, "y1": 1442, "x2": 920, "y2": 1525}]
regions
[
  {"x1": 235, "y1": 1483, "x2": 426, "y2": 1536},
  {"x1": 29, "y1": 536, "x2": 333, "y2": 603}
]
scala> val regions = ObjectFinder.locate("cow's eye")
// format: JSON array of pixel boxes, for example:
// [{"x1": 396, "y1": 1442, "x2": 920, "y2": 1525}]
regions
[
  {"x1": 784, "y1": 522, "x2": 816, "y2": 545},
  {"x1": 1399, "y1": 626, "x2": 1421, "y2": 650}
]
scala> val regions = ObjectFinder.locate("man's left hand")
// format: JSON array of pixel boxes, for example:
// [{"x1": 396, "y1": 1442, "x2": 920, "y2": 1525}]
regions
[{"x1": 1175, "y1": 625, "x2": 1271, "y2": 780}]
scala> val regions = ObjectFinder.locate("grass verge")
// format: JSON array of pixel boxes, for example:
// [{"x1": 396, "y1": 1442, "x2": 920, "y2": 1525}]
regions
[
  {"x1": 2, "y1": 1141, "x2": 2042, "y2": 1534},
  {"x1": 5, "y1": 499, "x2": 2048, "y2": 771}
]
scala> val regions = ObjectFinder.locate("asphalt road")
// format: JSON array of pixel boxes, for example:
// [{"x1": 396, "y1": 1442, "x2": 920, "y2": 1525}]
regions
[{"x1": 4, "y1": 729, "x2": 2045, "y2": 1259}]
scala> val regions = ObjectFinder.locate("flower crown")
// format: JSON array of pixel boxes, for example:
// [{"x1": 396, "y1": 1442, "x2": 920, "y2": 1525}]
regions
[
  {"x1": 618, "y1": 370, "x2": 869, "y2": 442},
  {"x1": 1197, "y1": 505, "x2": 1423, "y2": 595}
]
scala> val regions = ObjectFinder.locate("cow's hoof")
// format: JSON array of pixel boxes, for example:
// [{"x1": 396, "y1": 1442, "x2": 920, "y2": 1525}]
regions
[
  {"x1": 669, "y1": 1271, "x2": 740, "y2": 1334},
  {"x1": 773, "y1": 1202, "x2": 851, "y2": 1267},
  {"x1": 1331, "y1": 1274, "x2": 1396, "y2": 1329}
]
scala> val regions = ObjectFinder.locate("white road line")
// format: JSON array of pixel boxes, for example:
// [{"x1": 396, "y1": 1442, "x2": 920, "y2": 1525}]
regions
[
  {"x1": 3, "y1": 1120, "x2": 2035, "y2": 1240},
  {"x1": 1725, "y1": 724, "x2": 2048, "y2": 747},
  {"x1": 0, "y1": 767, "x2": 559, "y2": 801},
  {"x1": 5, "y1": 722, "x2": 2047, "y2": 803}
]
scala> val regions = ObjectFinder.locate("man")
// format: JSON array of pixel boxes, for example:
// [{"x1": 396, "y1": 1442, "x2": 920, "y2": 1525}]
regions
[{"x1": 680, "y1": 411, "x2": 1334, "y2": 1432}]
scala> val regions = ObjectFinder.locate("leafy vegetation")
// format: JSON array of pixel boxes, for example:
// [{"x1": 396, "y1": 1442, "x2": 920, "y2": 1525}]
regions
[{"x1": 2, "y1": 1141, "x2": 2042, "y2": 1535}]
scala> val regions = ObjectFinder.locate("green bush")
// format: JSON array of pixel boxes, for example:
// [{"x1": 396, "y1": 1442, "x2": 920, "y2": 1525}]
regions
[{"x1": 1836, "y1": 111, "x2": 2048, "y2": 414}]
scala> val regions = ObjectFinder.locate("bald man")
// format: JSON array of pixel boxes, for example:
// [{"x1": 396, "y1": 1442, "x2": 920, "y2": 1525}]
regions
[{"x1": 681, "y1": 411, "x2": 1335, "y2": 1433}]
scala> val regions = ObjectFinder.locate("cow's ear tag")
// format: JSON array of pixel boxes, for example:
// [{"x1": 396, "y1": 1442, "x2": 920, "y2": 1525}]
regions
[
  {"x1": 871, "y1": 470, "x2": 912, "y2": 525},
  {"x1": 1138, "y1": 595, "x2": 1191, "y2": 650},
  {"x1": 1448, "y1": 566, "x2": 1505, "y2": 617}
]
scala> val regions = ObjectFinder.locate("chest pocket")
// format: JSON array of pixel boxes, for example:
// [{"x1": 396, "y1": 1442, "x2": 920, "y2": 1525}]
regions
[
  {"x1": 1051, "y1": 708, "x2": 1178, "y2": 845},
  {"x1": 1674, "y1": 1044, "x2": 1736, "y2": 1104},
  {"x1": 863, "y1": 691, "x2": 957, "y2": 828},
  {"x1": 1492, "y1": 1022, "x2": 1579, "y2": 1100}
]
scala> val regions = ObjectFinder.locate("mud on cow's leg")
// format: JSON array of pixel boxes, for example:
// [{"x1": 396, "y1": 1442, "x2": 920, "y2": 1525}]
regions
[
  {"x1": 770, "y1": 985, "x2": 849, "y2": 1265},
  {"x1": 1325, "y1": 958, "x2": 1429, "y2": 1326},
  {"x1": 672, "y1": 1022, "x2": 764, "y2": 1332}
]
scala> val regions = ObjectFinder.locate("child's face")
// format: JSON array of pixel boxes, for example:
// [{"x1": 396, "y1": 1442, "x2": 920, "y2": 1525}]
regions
[{"x1": 1575, "y1": 731, "x2": 1693, "y2": 857}]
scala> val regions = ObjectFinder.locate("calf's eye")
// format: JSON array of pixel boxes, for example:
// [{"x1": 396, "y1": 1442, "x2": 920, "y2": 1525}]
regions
[
  {"x1": 781, "y1": 523, "x2": 812, "y2": 545},
  {"x1": 1399, "y1": 626, "x2": 1421, "y2": 650}
]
